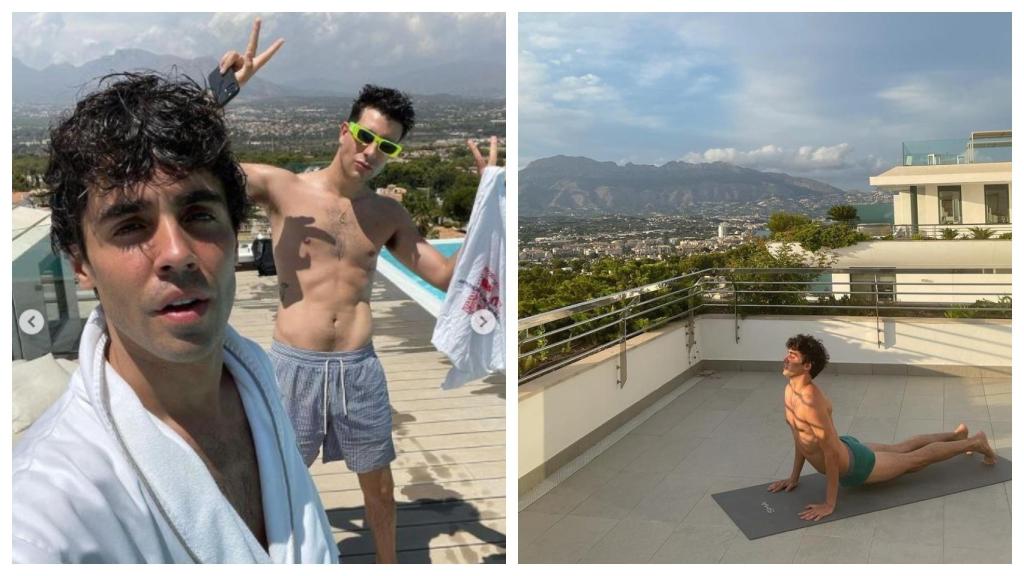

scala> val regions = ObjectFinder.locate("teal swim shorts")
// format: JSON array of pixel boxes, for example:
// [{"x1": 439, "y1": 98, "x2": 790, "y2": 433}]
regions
[{"x1": 839, "y1": 435, "x2": 876, "y2": 488}]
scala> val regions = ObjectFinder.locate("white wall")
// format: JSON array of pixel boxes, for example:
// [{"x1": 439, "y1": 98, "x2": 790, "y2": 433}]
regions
[
  {"x1": 698, "y1": 315, "x2": 1010, "y2": 368},
  {"x1": 519, "y1": 315, "x2": 1011, "y2": 481},
  {"x1": 519, "y1": 325, "x2": 699, "y2": 481},
  {"x1": 896, "y1": 182, "x2": 1012, "y2": 227},
  {"x1": 830, "y1": 272, "x2": 1010, "y2": 304}
]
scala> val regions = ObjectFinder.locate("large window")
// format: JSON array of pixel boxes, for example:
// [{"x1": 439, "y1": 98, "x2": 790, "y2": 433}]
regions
[
  {"x1": 850, "y1": 272, "x2": 896, "y2": 305},
  {"x1": 985, "y1": 184, "x2": 1009, "y2": 224},
  {"x1": 938, "y1": 186, "x2": 962, "y2": 225}
]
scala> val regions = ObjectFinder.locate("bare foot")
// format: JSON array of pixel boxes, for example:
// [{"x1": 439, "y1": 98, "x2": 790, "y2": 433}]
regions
[
  {"x1": 953, "y1": 423, "x2": 969, "y2": 440},
  {"x1": 972, "y1": 432, "x2": 997, "y2": 464}
]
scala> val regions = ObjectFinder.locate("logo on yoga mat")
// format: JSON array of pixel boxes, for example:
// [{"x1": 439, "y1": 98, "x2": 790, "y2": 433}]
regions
[{"x1": 760, "y1": 501, "x2": 774, "y2": 514}]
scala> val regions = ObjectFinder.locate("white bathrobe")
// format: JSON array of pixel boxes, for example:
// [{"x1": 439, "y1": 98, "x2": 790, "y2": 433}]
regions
[{"x1": 12, "y1": 307, "x2": 337, "y2": 563}]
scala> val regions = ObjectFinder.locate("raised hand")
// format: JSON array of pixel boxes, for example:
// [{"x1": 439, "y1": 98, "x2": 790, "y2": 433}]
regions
[
  {"x1": 467, "y1": 136, "x2": 500, "y2": 175},
  {"x1": 219, "y1": 18, "x2": 285, "y2": 87}
]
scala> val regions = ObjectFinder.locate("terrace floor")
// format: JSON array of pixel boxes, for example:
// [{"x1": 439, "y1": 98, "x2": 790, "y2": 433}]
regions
[
  {"x1": 232, "y1": 270, "x2": 507, "y2": 563},
  {"x1": 520, "y1": 369, "x2": 1011, "y2": 563}
]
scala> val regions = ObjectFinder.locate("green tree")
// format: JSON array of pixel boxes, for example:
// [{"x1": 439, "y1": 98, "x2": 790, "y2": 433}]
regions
[
  {"x1": 401, "y1": 189, "x2": 440, "y2": 237},
  {"x1": 787, "y1": 223, "x2": 868, "y2": 252},
  {"x1": 768, "y1": 212, "x2": 812, "y2": 236},
  {"x1": 12, "y1": 155, "x2": 48, "y2": 191},
  {"x1": 827, "y1": 204, "x2": 859, "y2": 227},
  {"x1": 442, "y1": 184, "x2": 477, "y2": 224}
]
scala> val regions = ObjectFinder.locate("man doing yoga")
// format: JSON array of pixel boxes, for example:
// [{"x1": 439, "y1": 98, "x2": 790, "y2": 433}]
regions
[{"x1": 769, "y1": 334, "x2": 996, "y2": 521}]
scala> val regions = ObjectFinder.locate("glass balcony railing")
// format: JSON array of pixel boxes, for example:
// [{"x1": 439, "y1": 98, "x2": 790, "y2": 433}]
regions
[{"x1": 902, "y1": 134, "x2": 1012, "y2": 166}]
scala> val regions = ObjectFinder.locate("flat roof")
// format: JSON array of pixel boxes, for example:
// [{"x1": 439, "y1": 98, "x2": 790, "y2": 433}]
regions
[
  {"x1": 12, "y1": 206, "x2": 52, "y2": 261},
  {"x1": 870, "y1": 162, "x2": 1011, "y2": 188}
]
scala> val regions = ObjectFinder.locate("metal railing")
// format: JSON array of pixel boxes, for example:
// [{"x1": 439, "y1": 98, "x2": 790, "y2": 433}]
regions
[
  {"x1": 518, "y1": 267, "x2": 1012, "y2": 385},
  {"x1": 882, "y1": 223, "x2": 1012, "y2": 239}
]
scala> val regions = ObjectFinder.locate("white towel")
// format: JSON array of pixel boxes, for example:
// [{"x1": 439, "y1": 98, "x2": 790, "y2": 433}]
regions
[{"x1": 432, "y1": 166, "x2": 506, "y2": 389}]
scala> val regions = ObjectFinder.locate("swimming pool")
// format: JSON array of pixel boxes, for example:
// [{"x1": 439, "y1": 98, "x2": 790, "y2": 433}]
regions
[{"x1": 378, "y1": 239, "x2": 462, "y2": 317}]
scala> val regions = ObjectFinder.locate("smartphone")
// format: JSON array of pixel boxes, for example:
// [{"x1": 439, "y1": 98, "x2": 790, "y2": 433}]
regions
[{"x1": 208, "y1": 68, "x2": 240, "y2": 107}]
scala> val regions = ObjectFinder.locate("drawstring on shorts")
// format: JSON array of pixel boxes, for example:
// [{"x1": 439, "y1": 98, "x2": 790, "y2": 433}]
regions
[{"x1": 322, "y1": 359, "x2": 348, "y2": 434}]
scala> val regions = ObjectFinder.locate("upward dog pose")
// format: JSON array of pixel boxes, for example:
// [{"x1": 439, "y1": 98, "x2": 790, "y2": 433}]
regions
[
  {"x1": 770, "y1": 334, "x2": 996, "y2": 522},
  {"x1": 218, "y1": 20, "x2": 500, "y2": 562}
]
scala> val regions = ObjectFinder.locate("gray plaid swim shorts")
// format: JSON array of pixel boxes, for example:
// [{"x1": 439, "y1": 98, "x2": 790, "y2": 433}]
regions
[{"x1": 269, "y1": 340, "x2": 395, "y2": 472}]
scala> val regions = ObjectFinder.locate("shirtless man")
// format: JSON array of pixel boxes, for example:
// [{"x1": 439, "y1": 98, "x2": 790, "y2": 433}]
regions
[
  {"x1": 218, "y1": 20, "x2": 499, "y2": 562},
  {"x1": 769, "y1": 334, "x2": 997, "y2": 521}
]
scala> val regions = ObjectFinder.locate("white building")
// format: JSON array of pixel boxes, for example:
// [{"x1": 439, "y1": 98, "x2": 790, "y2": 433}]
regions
[{"x1": 870, "y1": 130, "x2": 1011, "y2": 238}]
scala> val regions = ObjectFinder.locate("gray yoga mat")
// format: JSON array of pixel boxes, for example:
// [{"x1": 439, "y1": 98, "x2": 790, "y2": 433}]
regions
[{"x1": 712, "y1": 455, "x2": 1011, "y2": 540}]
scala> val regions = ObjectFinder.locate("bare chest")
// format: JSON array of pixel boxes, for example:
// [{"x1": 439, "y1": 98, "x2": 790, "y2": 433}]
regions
[
  {"x1": 784, "y1": 393, "x2": 832, "y2": 447},
  {"x1": 272, "y1": 200, "x2": 393, "y2": 272},
  {"x1": 184, "y1": 402, "x2": 267, "y2": 546}
]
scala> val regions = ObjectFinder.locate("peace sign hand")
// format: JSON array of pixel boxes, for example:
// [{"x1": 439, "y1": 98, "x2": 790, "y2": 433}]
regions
[
  {"x1": 219, "y1": 18, "x2": 284, "y2": 87},
  {"x1": 467, "y1": 136, "x2": 501, "y2": 175}
]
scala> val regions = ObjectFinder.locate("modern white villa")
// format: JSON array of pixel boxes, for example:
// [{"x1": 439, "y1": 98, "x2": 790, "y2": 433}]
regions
[{"x1": 869, "y1": 130, "x2": 1011, "y2": 239}]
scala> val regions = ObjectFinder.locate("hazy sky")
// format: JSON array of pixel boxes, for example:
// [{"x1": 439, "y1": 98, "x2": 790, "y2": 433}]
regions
[
  {"x1": 520, "y1": 13, "x2": 1012, "y2": 189},
  {"x1": 13, "y1": 12, "x2": 505, "y2": 83}
]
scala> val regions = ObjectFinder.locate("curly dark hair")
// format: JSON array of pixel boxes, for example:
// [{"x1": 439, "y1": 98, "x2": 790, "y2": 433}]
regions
[
  {"x1": 45, "y1": 72, "x2": 248, "y2": 260},
  {"x1": 786, "y1": 334, "x2": 830, "y2": 378},
  {"x1": 347, "y1": 84, "x2": 415, "y2": 139}
]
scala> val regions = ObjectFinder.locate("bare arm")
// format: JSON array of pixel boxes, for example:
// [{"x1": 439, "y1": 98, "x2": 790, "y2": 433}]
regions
[
  {"x1": 239, "y1": 162, "x2": 297, "y2": 210},
  {"x1": 799, "y1": 395, "x2": 841, "y2": 520},
  {"x1": 387, "y1": 203, "x2": 459, "y2": 291},
  {"x1": 217, "y1": 19, "x2": 289, "y2": 209},
  {"x1": 386, "y1": 136, "x2": 500, "y2": 290},
  {"x1": 769, "y1": 426, "x2": 806, "y2": 493}
]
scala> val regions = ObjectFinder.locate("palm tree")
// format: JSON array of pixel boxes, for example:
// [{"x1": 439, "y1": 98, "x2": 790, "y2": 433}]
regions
[{"x1": 967, "y1": 227, "x2": 996, "y2": 239}]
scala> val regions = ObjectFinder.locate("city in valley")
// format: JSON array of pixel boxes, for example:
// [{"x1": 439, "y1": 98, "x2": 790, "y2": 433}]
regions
[{"x1": 519, "y1": 184, "x2": 888, "y2": 264}]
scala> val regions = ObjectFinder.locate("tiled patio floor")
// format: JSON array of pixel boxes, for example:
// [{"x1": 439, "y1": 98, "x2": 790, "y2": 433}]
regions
[
  {"x1": 232, "y1": 270, "x2": 506, "y2": 563},
  {"x1": 520, "y1": 369, "x2": 1010, "y2": 563}
]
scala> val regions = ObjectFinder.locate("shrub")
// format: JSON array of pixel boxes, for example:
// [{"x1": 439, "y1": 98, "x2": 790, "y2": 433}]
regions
[
  {"x1": 827, "y1": 204, "x2": 859, "y2": 226},
  {"x1": 944, "y1": 296, "x2": 1012, "y2": 319},
  {"x1": 768, "y1": 212, "x2": 812, "y2": 236}
]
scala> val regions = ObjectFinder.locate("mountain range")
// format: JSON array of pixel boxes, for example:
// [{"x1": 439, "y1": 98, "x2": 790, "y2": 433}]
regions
[
  {"x1": 13, "y1": 49, "x2": 504, "y2": 106},
  {"x1": 519, "y1": 155, "x2": 852, "y2": 217}
]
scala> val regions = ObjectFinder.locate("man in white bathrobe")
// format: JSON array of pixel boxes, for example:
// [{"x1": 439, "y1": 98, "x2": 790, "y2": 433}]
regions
[{"x1": 12, "y1": 73, "x2": 336, "y2": 563}]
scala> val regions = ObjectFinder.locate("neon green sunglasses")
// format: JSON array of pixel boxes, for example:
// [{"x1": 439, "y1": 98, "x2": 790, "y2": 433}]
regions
[{"x1": 347, "y1": 121, "x2": 403, "y2": 157}]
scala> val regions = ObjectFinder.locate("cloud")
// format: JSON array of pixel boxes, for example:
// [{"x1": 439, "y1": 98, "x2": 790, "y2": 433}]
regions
[
  {"x1": 684, "y1": 143, "x2": 854, "y2": 172},
  {"x1": 551, "y1": 74, "x2": 616, "y2": 102},
  {"x1": 632, "y1": 55, "x2": 703, "y2": 87},
  {"x1": 528, "y1": 33, "x2": 564, "y2": 50},
  {"x1": 877, "y1": 73, "x2": 1010, "y2": 126},
  {"x1": 518, "y1": 13, "x2": 1009, "y2": 190},
  {"x1": 14, "y1": 13, "x2": 67, "y2": 67},
  {"x1": 684, "y1": 73, "x2": 719, "y2": 96},
  {"x1": 13, "y1": 13, "x2": 505, "y2": 79}
]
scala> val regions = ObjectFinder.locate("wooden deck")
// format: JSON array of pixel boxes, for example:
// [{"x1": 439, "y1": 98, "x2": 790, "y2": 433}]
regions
[{"x1": 230, "y1": 270, "x2": 507, "y2": 563}]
